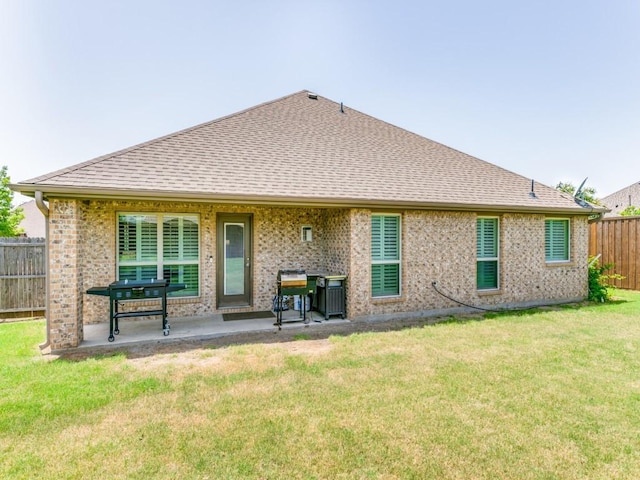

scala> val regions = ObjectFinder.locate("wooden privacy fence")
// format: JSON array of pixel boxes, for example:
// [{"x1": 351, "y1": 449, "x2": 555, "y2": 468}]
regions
[
  {"x1": 0, "y1": 237, "x2": 46, "y2": 316},
  {"x1": 589, "y1": 217, "x2": 640, "y2": 291}
]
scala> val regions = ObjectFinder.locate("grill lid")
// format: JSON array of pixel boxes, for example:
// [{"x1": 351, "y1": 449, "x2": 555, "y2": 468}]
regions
[{"x1": 278, "y1": 269, "x2": 307, "y2": 287}]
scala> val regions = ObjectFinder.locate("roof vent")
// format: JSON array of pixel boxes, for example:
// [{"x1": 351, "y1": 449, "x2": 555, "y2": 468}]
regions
[{"x1": 307, "y1": 92, "x2": 318, "y2": 100}]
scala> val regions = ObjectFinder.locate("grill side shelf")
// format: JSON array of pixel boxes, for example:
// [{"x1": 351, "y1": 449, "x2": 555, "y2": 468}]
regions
[{"x1": 86, "y1": 286, "x2": 109, "y2": 296}]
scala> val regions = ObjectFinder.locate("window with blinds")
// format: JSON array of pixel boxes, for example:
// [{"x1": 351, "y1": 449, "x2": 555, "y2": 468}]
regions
[
  {"x1": 477, "y1": 217, "x2": 499, "y2": 290},
  {"x1": 117, "y1": 213, "x2": 199, "y2": 297},
  {"x1": 371, "y1": 214, "x2": 401, "y2": 297},
  {"x1": 545, "y1": 219, "x2": 570, "y2": 262}
]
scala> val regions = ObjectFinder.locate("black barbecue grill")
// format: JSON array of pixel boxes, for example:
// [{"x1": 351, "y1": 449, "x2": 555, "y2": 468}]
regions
[
  {"x1": 275, "y1": 269, "x2": 308, "y2": 328},
  {"x1": 86, "y1": 279, "x2": 186, "y2": 342}
]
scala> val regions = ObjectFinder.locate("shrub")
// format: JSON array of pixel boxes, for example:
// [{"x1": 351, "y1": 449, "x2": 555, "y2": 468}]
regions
[
  {"x1": 619, "y1": 205, "x2": 640, "y2": 216},
  {"x1": 588, "y1": 256, "x2": 624, "y2": 302}
]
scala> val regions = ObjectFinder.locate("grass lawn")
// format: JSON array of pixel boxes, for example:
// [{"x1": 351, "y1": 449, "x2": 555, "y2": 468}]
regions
[{"x1": 2, "y1": 292, "x2": 640, "y2": 479}]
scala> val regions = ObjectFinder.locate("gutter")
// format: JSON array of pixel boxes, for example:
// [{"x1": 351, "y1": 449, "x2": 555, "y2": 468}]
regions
[
  {"x1": 12, "y1": 184, "x2": 608, "y2": 216},
  {"x1": 34, "y1": 191, "x2": 50, "y2": 351}
]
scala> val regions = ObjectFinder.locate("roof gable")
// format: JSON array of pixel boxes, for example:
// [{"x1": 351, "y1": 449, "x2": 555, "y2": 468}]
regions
[
  {"x1": 601, "y1": 181, "x2": 640, "y2": 216},
  {"x1": 15, "y1": 90, "x2": 597, "y2": 214}
]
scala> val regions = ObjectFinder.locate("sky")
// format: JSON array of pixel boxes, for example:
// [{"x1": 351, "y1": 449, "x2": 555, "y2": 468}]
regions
[{"x1": 2, "y1": 0, "x2": 639, "y2": 206}]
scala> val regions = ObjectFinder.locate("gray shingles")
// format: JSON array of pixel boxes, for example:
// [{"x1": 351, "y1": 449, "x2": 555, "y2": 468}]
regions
[{"x1": 17, "y1": 90, "x2": 598, "y2": 213}]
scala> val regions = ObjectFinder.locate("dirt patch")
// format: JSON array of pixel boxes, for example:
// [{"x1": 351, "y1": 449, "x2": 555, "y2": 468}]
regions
[
  {"x1": 128, "y1": 338, "x2": 334, "y2": 374},
  {"x1": 262, "y1": 338, "x2": 334, "y2": 355},
  {"x1": 0, "y1": 314, "x2": 45, "y2": 323},
  {"x1": 55, "y1": 313, "x2": 484, "y2": 362}
]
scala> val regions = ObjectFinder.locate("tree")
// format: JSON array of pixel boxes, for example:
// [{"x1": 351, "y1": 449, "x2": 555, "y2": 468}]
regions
[
  {"x1": 619, "y1": 205, "x2": 640, "y2": 217},
  {"x1": 555, "y1": 181, "x2": 601, "y2": 206},
  {"x1": 0, "y1": 166, "x2": 25, "y2": 237}
]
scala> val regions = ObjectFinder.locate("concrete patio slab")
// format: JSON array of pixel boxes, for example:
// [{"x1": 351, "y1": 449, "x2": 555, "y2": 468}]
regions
[{"x1": 80, "y1": 309, "x2": 349, "y2": 350}]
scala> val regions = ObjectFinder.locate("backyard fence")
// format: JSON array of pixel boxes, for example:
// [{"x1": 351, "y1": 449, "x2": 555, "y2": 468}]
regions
[
  {"x1": 589, "y1": 217, "x2": 640, "y2": 291},
  {"x1": 0, "y1": 237, "x2": 46, "y2": 317}
]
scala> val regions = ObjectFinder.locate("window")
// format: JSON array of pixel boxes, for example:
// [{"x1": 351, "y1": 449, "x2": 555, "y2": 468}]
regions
[
  {"x1": 545, "y1": 218, "x2": 570, "y2": 262},
  {"x1": 371, "y1": 214, "x2": 401, "y2": 297},
  {"x1": 477, "y1": 217, "x2": 499, "y2": 290},
  {"x1": 117, "y1": 213, "x2": 199, "y2": 297}
]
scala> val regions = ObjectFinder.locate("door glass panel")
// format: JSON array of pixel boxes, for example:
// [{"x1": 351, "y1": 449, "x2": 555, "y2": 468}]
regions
[{"x1": 224, "y1": 223, "x2": 244, "y2": 295}]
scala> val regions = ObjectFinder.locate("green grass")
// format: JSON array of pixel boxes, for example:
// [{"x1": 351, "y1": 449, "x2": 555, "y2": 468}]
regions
[{"x1": 2, "y1": 291, "x2": 640, "y2": 479}]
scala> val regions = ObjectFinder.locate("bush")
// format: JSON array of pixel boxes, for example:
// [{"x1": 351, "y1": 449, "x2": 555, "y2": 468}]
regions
[
  {"x1": 588, "y1": 256, "x2": 624, "y2": 302},
  {"x1": 619, "y1": 205, "x2": 640, "y2": 216}
]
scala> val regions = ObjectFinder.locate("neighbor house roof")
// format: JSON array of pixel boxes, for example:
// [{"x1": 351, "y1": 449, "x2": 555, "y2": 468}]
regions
[
  {"x1": 13, "y1": 90, "x2": 602, "y2": 214},
  {"x1": 601, "y1": 181, "x2": 640, "y2": 217}
]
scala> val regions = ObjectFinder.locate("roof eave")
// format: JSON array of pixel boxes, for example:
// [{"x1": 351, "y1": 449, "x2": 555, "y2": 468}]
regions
[{"x1": 11, "y1": 183, "x2": 605, "y2": 215}]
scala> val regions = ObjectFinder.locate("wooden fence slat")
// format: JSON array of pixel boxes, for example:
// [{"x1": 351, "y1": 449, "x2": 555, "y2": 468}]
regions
[
  {"x1": 0, "y1": 238, "x2": 46, "y2": 315},
  {"x1": 622, "y1": 220, "x2": 629, "y2": 289},
  {"x1": 630, "y1": 219, "x2": 638, "y2": 290},
  {"x1": 589, "y1": 217, "x2": 640, "y2": 291},
  {"x1": 617, "y1": 220, "x2": 623, "y2": 288}
]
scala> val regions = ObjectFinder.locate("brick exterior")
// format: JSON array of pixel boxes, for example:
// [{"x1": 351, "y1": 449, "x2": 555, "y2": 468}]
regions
[
  {"x1": 48, "y1": 199, "x2": 84, "y2": 349},
  {"x1": 45, "y1": 199, "x2": 590, "y2": 350}
]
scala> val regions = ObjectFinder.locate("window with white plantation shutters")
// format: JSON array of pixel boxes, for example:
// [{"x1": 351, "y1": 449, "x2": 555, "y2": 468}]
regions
[
  {"x1": 163, "y1": 215, "x2": 200, "y2": 296},
  {"x1": 477, "y1": 217, "x2": 499, "y2": 290},
  {"x1": 371, "y1": 214, "x2": 401, "y2": 297},
  {"x1": 545, "y1": 219, "x2": 570, "y2": 262},
  {"x1": 117, "y1": 213, "x2": 200, "y2": 297},
  {"x1": 118, "y1": 215, "x2": 158, "y2": 282}
]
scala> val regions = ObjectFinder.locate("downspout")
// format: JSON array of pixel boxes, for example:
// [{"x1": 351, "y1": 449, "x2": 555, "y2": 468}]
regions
[{"x1": 35, "y1": 191, "x2": 50, "y2": 351}]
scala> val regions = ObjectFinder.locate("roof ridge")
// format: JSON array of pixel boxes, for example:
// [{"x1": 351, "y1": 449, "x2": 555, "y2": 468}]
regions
[{"x1": 22, "y1": 90, "x2": 311, "y2": 185}]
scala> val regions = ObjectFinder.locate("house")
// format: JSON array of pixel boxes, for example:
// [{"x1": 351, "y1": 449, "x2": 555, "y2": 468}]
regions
[
  {"x1": 601, "y1": 181, "x2": 640, "y2": 216},
  {"x1": 11, "y1": 90, "x2": 605, "y2": 351},
  {"x1": 18, "y1": 200, "x2": 46, "y2": 238}
]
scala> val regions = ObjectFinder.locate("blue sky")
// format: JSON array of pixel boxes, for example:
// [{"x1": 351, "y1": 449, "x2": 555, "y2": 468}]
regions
[{"x1": 2, "y1": 0, "x2": 639, "y2": 205}]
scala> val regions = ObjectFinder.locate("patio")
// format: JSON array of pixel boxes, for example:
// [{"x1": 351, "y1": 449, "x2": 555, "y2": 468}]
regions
[{"x1": 78, "y1": 308, "x2": 350, "y2": 353}]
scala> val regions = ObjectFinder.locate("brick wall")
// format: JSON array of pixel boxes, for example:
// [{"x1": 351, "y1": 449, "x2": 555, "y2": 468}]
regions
[
  {"x1": 80, "y1": 200, "x2": 330, "y2": 326},
  {"x1": 46, "y1": 198, "x2": 590, "y2": 350},
  {"x1": 500, "y1": 213, "x2": 588, "y2": 305},
  {"x1": 254, "y1": 206, "x2": 327, "y2": 310},
  {"x1": 346, "y1": 209, "x2": 372, "y2": 318},
  {"x1": 48, "y1": 199, "x2": 84, "y2": 349},
  {"x1": 346, "y1": 209, "x2": 588, "y2": 321},
  {"x1": 324, "y1": 209, "x2": 351, "y2": 274}
]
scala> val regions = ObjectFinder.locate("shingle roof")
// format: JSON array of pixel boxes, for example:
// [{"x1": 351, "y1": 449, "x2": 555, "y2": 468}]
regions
[
  {"x1": 601, "y1": 181, "x2": 640, "y2": 216},
  {"x1": 15, "y1": 90, "x2": 600, "y2": 214}
]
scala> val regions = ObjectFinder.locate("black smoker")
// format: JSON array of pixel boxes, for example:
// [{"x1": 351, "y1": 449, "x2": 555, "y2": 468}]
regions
[{"x1": 275, "y1": 269, "x2": 308, "y2": 329}]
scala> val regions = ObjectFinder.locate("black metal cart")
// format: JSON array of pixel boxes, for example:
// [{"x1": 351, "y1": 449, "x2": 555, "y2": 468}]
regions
[
  {"x1": 86, "y1": 279, "x2": 185, "y2": 342},
  {"x1": 275, "y1": 269, "x2": 309, "y2": 329}
]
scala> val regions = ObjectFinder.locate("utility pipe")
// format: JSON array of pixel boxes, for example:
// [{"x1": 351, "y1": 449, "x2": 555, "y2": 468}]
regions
[{"x1": 34, "y1": 191, "x2": 50, "y2": 351}]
